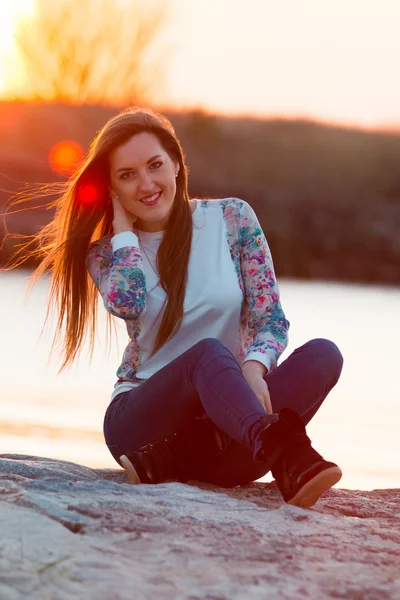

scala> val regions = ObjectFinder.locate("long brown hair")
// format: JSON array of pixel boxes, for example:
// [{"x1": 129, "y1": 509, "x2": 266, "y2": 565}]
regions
[{"x1": 3, "y1": 107, "x2": 193, "y2": 372}]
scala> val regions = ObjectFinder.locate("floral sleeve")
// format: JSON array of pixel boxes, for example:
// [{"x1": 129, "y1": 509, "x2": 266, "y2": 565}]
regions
[
  {"x1": 85, "y1": 235, "x2": 147, "y2": 319},
  {"x1": 239, "y1": 200, "x2": 290, "y2": 372}
]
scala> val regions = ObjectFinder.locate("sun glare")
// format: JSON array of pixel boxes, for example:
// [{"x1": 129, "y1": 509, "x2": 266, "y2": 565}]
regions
[
  {"x1": 0, "y1": 1, "x2": 35, "y2": 94},
  {"x1": 49, "y1": 140, "x2": 84, "y2": 175}
]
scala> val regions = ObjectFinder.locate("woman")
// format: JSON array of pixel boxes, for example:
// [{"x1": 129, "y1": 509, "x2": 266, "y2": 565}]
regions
[{"x1": 10, "y1": 107, "x2": 343, "y2": 508}]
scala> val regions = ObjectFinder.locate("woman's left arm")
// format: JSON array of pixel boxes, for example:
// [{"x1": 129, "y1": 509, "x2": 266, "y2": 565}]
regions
[{"x1": 239, "y1": 199, "x2": 290, "y2": 377}]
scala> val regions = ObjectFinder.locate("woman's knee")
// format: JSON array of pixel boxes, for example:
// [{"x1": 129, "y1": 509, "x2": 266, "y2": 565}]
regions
[
  {"x1": 191, "y1": 337, "x2": 234, "y2": 362},
  {"x1": 305, "y1": 338, "x2": 344, "y2": 384},
  {"x1": 193, "y1": 337, "x2": 225, "y2": 353}
]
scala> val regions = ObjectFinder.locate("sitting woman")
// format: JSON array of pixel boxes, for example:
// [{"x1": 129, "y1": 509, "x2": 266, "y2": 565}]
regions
[{"x1": 15, "y1": 107, "x2": 344, "y2": 508}]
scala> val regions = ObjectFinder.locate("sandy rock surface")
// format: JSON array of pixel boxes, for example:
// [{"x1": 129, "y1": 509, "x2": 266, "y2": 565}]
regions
[{"x1": 0, "y1": 454, "x2": 399, "y2": 600}]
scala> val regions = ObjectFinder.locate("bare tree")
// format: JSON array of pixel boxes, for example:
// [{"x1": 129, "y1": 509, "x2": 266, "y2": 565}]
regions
[{"x1": 12, "y1": 0, "x2": 171, "y2": 104}]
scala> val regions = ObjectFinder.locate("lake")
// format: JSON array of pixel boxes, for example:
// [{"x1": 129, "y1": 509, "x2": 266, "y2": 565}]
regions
[{"x1": 1, "y1": 271, "x2": 399, "y2": 491}]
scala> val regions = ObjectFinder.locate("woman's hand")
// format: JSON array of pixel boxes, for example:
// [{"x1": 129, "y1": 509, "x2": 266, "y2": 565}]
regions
[
  {"x1": 110, "y1": 191, "x2": 138, "y2": 234},
  {"x1": 242, "y1": 370, "x2": 273, "y2": 414}
]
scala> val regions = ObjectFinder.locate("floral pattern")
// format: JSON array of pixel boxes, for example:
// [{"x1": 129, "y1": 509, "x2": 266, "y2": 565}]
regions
[
  {"x1": 221, "y1": 198, "x2": 289, "y2": 372},
  {"x1": 85, "y1": 198, "x2": 290, "y2": 382},
  {"x1": 85, "y1": 244, "x2": 147, "y2": 318}
]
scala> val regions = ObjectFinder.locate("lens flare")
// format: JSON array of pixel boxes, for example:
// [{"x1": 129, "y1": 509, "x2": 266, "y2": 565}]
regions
[
  {"x1": 77, "y1": 184, "x2": 99, "y2": 206},
  {"x1": 49, "y1": 140, "x2": 84, "y2": 175}
]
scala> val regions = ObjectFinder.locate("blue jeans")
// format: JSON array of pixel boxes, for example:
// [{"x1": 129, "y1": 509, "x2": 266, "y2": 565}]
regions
[{"x1": 104, "y1": 338, "x2": 343, "y2": 487}]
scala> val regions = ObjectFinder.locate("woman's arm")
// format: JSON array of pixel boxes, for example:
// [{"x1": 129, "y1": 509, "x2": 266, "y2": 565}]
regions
[
  {"x1": 239, "y1": 200, "x2": 290, "y2": 373},
  {"x1": 85, "y1": 234, "x2": 147, "y2": 320},
  {"x1": 242, "y1": 359, "x2": 268, "y2": 378}
]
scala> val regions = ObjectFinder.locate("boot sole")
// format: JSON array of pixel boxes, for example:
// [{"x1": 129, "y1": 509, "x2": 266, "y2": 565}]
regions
[
  {"x1": 120, "y1": 454, "x2": 141, "y2": 484},
  {"x1": 287, "y1": 466, "x2": 342, "y2": 508}
]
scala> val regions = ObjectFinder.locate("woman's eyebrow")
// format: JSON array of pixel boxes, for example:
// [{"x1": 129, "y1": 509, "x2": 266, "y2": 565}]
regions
[{"x1": 116, "y1": 154, "x2": 163, "y2": 173}]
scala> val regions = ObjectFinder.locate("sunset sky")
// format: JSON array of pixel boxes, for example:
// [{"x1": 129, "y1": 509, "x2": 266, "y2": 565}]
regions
[{"x1": 1, "y1": 0, "x2": 400, "y2": 128}]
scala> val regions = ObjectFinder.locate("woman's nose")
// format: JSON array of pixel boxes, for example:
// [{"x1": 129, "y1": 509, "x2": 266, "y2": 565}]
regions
[{"x1": 138, "y1": 170, "x2": 154, "y2": 191}]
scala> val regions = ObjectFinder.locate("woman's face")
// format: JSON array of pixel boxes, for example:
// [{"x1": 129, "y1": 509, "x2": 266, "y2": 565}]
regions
[{"x1": 108, "y1": 131, "x2": 179, "y2": 232}]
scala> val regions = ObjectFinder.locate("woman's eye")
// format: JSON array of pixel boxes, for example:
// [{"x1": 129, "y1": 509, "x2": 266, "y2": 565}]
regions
[
  {"x1": 119, "y1": 162, "x2": 162, "y2": 179},
  {"x1": 120, "y1": 172, "x2": 134, "y2": 180}
]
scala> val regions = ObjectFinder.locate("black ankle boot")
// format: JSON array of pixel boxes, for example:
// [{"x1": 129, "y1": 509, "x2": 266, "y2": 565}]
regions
[
  {"x1": 256, "y1": 408, "x2": 342, "y2": 508},
  {"x1": 120, "y1": 414, "x2": 225, "y2": 484},
  {"x1": 120, "y1": 432, "x2": 185, "y2": 484}
]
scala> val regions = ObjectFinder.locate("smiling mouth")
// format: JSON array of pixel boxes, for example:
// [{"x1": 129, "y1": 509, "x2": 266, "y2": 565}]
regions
[{"x1": 140, "y1": 191, "x2": 161, "y2": 205}]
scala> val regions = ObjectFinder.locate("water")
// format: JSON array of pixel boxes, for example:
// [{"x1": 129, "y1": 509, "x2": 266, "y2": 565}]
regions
[{"x1": 0, "y1": 271, "x2": 399, "y2": 490}]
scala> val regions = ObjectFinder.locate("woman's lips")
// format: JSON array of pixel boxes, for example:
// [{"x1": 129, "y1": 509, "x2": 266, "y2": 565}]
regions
[{"x1": 140, "y1": 191, "x2": 161, "y2": 206}]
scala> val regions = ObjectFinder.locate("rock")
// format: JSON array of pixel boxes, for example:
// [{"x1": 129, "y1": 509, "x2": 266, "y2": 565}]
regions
[{"x1": 0, "y1": 454, "x2": 399, "y2": 600}]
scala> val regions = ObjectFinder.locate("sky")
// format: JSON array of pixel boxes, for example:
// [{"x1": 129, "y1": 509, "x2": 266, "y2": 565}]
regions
[{"x1": 1, "y1": 0, "x2": 400, "y2": 128}]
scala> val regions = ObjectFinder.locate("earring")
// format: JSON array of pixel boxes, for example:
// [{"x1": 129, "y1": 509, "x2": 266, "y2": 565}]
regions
[{"x1": 175, "y1": 171, "x2": 178, "y2": 178}]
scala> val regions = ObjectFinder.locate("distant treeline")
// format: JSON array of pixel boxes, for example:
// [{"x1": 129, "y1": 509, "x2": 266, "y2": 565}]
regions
[{"x1": 1, "y1": 101, "x2": 399, "y2": 284}]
